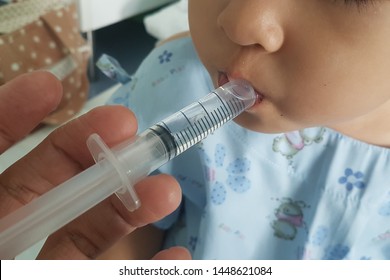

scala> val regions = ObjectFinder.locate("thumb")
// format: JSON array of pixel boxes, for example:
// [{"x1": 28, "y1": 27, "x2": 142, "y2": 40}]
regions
[{"x1": 152, "y1": 247, "x2": 192, "y2": 260}]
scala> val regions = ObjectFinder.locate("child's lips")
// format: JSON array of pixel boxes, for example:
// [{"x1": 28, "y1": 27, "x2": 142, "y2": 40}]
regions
[{"x1": 218, "y1": 72, "x2": 264, "y2": 107}]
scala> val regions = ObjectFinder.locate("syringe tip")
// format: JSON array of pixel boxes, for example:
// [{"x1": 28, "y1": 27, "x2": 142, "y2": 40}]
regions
[{"x1": 218, "y1": 79, "x2": 256, "y2": 106}]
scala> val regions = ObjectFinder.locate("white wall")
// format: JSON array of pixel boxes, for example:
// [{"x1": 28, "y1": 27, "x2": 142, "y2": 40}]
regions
[{"x1": 77, "y1": 0, "x2": 175, "y2": 32}]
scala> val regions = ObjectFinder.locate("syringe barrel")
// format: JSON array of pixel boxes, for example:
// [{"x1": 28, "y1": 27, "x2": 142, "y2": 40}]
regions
[
  {"x1": 156, "y1": 79, "x2": 256, "y2": 158},
  {"x1": 112, "y1": 79, "x2": 256, "y2": 178},
  {"x1": 0, "y1": 80, "x2": 255, "y2": 259},
  {"x1": 94, "y1": 80, "x2": 256, "y2": 211},
  {"x1": 111, "y1": 128, "x2": 171, "y2": 182}
]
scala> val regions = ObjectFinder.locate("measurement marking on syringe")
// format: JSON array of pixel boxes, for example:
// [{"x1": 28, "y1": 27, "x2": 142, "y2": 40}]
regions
[
  {"x1": 222, "y1": 100, "x2": 233, "y2": 117},
  {"x1": 201, "y1": 122, "x2": 209, "y2": 137},
  {"x1": 215, "y1": 107, "x2": 225, "y2": 126},
  {"x1": 230, "y1": 99, "x2": 242, "y2": 113},
  {"x1": 218, "y1": 107, "x2": 227, "y2": 121},
  {"x1": 214, "y1": 93, "x2": 233, "y2": 117},
  {"x1": 193, "y1": 121, "x2": 203, "y2": 138},
  {"x1": 180, "y1": 111, "x2": 196, "y2": 140},
  {"x1": 189, "y1": 115, "x2": 202, "y2": 136},
  {"x1": 189, "y1": 126, "x2": 201, "y2": 143},
  {"x1": 209, "y1": 110, "x2": 220, "y2": 129},
  {"x1": 230, "y1": 88, "x2": 245, "y2": 112},
  {"x1": 200, "y1": 118, "x2": 210, "y2": 135},
  {"x1": 202, "y1": 115, "x2": 213, "y2": 132},
  {"x1": 198, "y1": 101, "x2": 214, "y2": 131},
  {"x1": 183, "y1": 129, "x2": 192, "y2": 146},
  {"x1": 213, "y1": 108, "x2": 222, "y2": 127},
  {"x1": 228, "y1": 100, "x2": 238, "y2": 114},
  {"x1": 226, "y1": 100, "x2": 237, "y2": 114},
  {"x1": 174, "y1": 129, "x2": 186, "y2": 153},
  {"x1": 196, "y1": 124, "x2": 204, "y2": 139}
]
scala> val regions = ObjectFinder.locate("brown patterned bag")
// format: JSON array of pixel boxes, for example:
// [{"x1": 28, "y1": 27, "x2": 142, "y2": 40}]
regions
[{"x1": 0, "y1": 0, "x2": 90, "y2": 125}]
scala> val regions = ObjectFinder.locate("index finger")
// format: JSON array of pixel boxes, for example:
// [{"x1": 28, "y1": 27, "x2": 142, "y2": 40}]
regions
[{"x1": 0, "y1": 71, "x2": 62, "y2": 153}]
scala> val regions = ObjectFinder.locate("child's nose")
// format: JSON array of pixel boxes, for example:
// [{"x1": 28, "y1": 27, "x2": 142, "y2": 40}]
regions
[{"x1": 217, "y1": 0, "x2": 284, "y2": 53}]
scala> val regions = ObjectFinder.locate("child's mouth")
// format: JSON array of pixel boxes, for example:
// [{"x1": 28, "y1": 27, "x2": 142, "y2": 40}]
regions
[{"x1": 218, "y1": 72, "x2": 264, "y2": 106}]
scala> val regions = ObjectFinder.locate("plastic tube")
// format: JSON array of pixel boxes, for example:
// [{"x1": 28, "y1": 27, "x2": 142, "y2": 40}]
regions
[{"x1": 0, "y1": 79, "x2": 256, "y2": 259}]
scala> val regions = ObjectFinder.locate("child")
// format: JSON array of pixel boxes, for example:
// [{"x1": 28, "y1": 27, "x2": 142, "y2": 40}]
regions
[{"x1": 106, "y1": 0, "x2": 390, "y2": 259}]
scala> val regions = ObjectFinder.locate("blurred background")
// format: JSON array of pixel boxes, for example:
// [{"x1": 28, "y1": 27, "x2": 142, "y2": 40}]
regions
[
  {"x1": 80, "y1": 0, "x2": 189, "y2": 98},
  {"x1": 0, "y1": 0, "x2": 189, "y2": 98}
]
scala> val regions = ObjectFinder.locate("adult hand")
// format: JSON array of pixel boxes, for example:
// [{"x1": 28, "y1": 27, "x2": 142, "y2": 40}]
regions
[{"x1": 0, "y1": 71, "x2": 189, "y2": 259}]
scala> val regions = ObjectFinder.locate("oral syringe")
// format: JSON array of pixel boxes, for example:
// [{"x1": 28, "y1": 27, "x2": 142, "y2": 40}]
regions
[{"x1": 0, "y1": 80, "x2": 256, "y2": 259}]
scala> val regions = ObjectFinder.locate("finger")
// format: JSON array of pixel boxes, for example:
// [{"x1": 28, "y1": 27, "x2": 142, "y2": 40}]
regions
[
  {"x1": 0, "y1": 105, "x2": 181, "y2": 259},
  {"x1": 38, "y1": 174, "x2": 182, "y2": 259},
  {"x1": 152, "y1": 247, "x2": 192, "y2": 260},
  {"x1": 0, "y1": 105, "x2": 138, "y2": 216},
  {"x1": 0, "y1": 71, "x2": 62, "y2": 153}
]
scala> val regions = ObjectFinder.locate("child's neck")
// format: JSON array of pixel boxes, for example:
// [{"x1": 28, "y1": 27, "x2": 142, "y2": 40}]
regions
[{"x1": 329, "y1": 100, "x2": 390, "y2": 148}]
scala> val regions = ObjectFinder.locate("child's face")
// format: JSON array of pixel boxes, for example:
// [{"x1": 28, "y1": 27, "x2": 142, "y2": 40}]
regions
[{"x1": 188, "y1": 0, "x2": 390, "y2": 134}]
